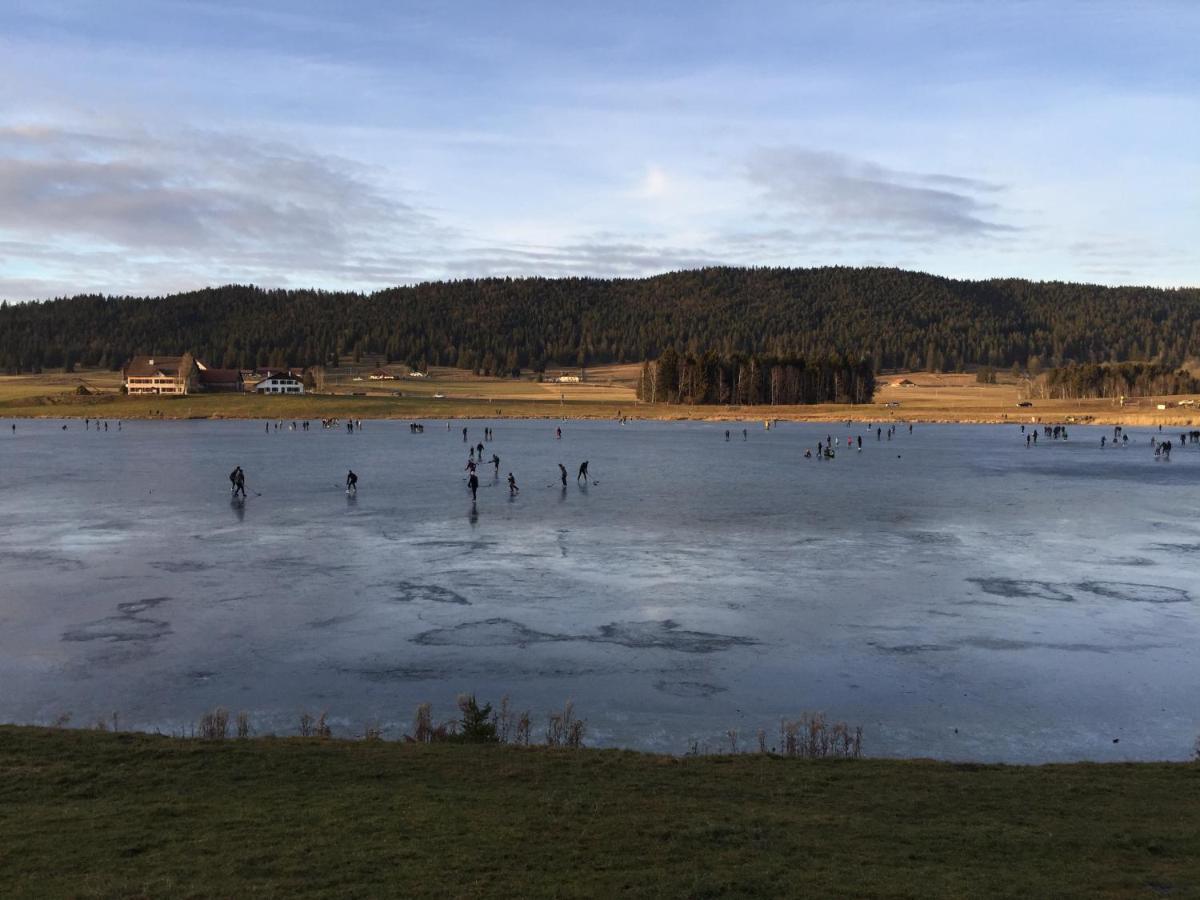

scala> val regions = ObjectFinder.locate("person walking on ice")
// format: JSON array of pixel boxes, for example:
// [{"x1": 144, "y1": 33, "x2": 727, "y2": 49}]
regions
[{"x1": 507, "y1": 472, "x2": 519, "y2": 495}]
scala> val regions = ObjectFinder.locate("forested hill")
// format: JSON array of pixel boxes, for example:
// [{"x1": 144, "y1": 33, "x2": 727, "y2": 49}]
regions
[{"x1": 2, "y1": 267, "x2": 1198, "y2": 375}]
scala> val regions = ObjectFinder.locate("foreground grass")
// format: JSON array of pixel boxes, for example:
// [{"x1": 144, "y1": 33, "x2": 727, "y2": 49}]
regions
[{"x1": 0, "y1": 728, "x2": 1196, "y2": 898}]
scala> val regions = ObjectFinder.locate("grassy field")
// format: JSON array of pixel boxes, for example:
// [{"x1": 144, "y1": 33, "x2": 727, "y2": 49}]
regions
[
  {"x1": 0, "y1": 727, "x2": 1196, "y2": 898},
  {"x1": 3, "y1": 368, "x2": 1200, "y2": 426}
]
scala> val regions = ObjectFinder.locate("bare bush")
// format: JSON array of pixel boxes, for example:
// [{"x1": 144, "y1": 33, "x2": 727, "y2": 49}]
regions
[
  {"x1": 299, "y1": 711, "x2": 315, "y2": 738},
  {"x1": 515, "y1": 710, "x2": 532, "y2": 746},
  {"x1": 778, "y1": 713, "x2": 863, "y2": 759},
  {"x1": 199, "y1": 708, "x2": 229, "y2": 740},
  {"x1": 493, "y1": 695, "x2": 513, "y2": 743},
  {"x1": 546, "y1": 700, "x2": 585, "y2": 749},
  {"x1": 411, "y1": 702, "x2": 433, "y2": 743},
  {"x1": 235, "y1": 711, "x2": 251, "y2": 739},
  {"x1": 315, "y1": 711, "x2": 332, "y2": 739}
]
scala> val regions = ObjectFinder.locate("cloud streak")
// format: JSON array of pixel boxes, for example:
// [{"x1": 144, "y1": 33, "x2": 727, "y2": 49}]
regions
[
  {"x1": 0, "y1": 125, "x2": 442, "y2": 295},
  {"x1": 745, "y1": 147, "x2": 1016, "y2": 241}
]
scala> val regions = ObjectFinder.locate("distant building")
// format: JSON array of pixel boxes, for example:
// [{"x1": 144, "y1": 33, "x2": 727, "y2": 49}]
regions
[
  {"x1": 195, "y1": 363, "x2": 243, "y2": 393},
  {"x1": 124, "y1": 356, "x2": 250, "y2": 394},
  {"x1": 254, "y1": 372, "x2": 305, "y2": 395},
  {"x1": 406, "y1": 371, "x2": 428, "y2": 378},
  {"x1": 368, "y1": 369, "x2": 398, "y2": 380},
  {"x1": 123, "y1": 356, "x2": 198, "y2": 395},
  {"x1": 556, "y1": 374, "x2": 582, "y2": 383},
  {"x1": 890, "y1": 378, "x2": 916, "y2": 387}
]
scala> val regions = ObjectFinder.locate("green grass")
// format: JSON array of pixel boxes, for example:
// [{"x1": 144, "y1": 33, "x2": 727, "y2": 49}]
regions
[{"x1": 0, "y1": 727, "x2": 1196, "y2": 898}]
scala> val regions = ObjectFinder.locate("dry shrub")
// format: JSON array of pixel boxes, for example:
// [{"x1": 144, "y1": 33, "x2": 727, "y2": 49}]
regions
[
  {"x1": 515, "y1": 711, "x2": 532, "y2": 746},
  {"x1": 494, "y1": 695, "x2": 513, "y2": 743},
  {"x1": 299, "y1": 711, "x2": 315, "y2": 738},
  {"x1": 546, "y1": 700, "x2": 585, "y2": 749},
  {"x1": 199, "y1": 708, "x2": 229, "y2": 740},
  {"x1": 315, "y1": 711, "x2": 332, "y2": 739},
  {"x1": 235, "y1": 711, "x2": 251, "y2": 739},
  {"x1": 407, "y1": 702, "x2": 452, "y2": 743},
  {"x1": 778, "y1": 713, "x2": 863, "y2": 759},
  {"x1": 411, "y1": 702, "x2": 433, "y2": 743}
]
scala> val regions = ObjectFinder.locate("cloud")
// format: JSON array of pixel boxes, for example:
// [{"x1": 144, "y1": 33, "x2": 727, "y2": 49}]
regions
[
  {"x1": 0, "y1": 124, "x2": 445, "y2": 297},
  {"x1": 745, "y1": 147, "x2": 1016, "y2": 240}
]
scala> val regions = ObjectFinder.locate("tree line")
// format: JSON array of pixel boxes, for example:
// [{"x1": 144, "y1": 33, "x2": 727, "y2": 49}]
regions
[
  {"x1": 637, "y1": 348, "x2": 876, "y2": 405},
  {"x1": 2, "y1": 267, "x2": 1199, "y2": 375},
  {"x1": 1039, "y1": 362, "x2": 1200, "y2": 400}
]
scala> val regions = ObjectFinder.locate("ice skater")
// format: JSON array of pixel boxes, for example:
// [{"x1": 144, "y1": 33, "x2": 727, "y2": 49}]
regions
[
  {"x1": 559, "y1": 463, "x2": 568, "y2": 486},
  {"x1": 507, "y1": 472, "x2": 519, "y2": 495},
  {"x1": 346, "y1": 469, "x2": 358, "y2": 492},
  {"x1": 577, "y1": 461, "x2": 589, "y2": 482},
  {"x1": 468, "y1": 471, "x2": 479, "y2": 502}
]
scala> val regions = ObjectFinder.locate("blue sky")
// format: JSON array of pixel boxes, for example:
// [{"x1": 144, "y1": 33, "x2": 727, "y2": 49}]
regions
[{"x1": 0, "y1": 0, "x2": 1196, "y2": 299}]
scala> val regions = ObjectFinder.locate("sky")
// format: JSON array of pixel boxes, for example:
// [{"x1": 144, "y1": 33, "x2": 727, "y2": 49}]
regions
[{"x1": 0, "y1": 0, "x2": 1197, "y2": 300}]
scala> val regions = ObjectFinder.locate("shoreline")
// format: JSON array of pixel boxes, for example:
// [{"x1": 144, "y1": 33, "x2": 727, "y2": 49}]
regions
[{"x1": 2, "y1": 402, "x2": 1197, "y2": 428}]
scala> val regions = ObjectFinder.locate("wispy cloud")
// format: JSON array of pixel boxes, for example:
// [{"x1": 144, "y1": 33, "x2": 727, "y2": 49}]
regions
[
  {"x1": 745, "y1": 147, "x2": 1016, "y2": 241},
  {"x1": 441, "y1": 236, "x2": 724, "y2": 279},
  {"x1": 0, "y1": 125, "x2": 444, "y2": 296}
]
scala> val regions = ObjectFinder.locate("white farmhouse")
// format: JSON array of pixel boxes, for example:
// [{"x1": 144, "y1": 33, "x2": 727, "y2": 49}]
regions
[{"x1": 254, "y1": 372, "x2": 305, "y2": 395}]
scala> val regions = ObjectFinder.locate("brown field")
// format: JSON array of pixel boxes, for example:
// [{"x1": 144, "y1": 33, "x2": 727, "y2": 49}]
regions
[{"x1": 2, "y1": 367, "x2": 1199, "y2": 426}]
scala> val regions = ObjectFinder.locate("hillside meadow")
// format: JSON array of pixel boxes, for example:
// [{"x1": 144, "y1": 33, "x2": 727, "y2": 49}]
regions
[{"x1": 0, "y1": 726, "x2": 1197, "y2": 898}]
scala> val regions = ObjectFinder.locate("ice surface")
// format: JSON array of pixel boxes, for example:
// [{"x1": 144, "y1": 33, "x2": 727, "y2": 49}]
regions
[{"x1": 0, "y1": 417, "x2": 1196, "y2": 761}]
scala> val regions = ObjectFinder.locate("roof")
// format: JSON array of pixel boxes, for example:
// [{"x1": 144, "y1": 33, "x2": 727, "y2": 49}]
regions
[
  {"x1": 197, "y1": 368, "x2": 243, "y2": 385},
  {"x1": 124, "y1": 356, "x2": 189, "y2": 377},
  {"x1": 257, "y1": 371, "x2": 303, "y2": 382}
]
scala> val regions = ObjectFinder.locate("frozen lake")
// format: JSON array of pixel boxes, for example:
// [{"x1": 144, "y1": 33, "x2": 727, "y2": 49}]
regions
[{"x1": 1, "y1": 417, "x2": 1197, "y2": 761}]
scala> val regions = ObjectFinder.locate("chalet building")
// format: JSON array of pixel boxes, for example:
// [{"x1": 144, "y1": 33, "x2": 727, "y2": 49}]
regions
[
  {"x1": 368, "y1": 368, "x2": 398, "y2": 380},
  {"x1": 254, "y1": 372, "x2": 305, "y2": 394},
  {"x1": 556, "y1": 374, "x2": 582, "y2": 383},
  {"x1": 123, "y1": 356, "x2": 198, "y2": 395},
  {"x1": 124, "y1": 356, "x2": 249, "y2": 394}
]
